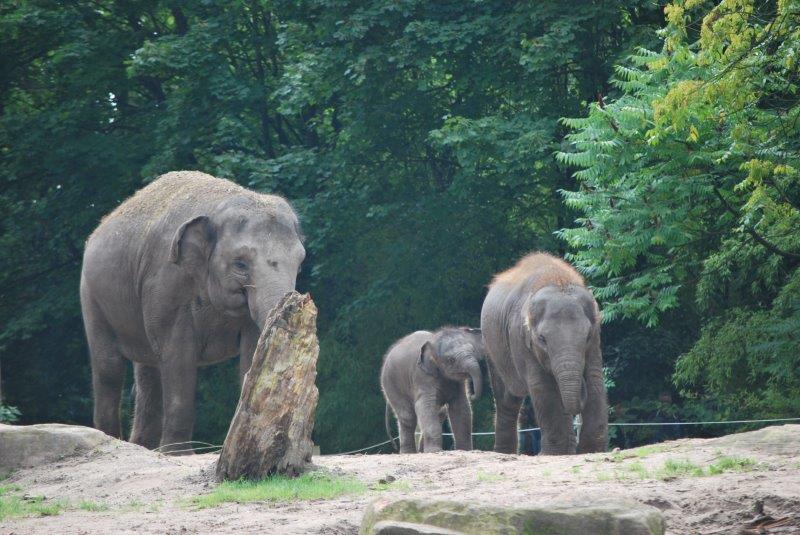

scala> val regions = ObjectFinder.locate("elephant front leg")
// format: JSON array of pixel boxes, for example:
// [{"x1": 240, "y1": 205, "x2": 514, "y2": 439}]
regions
[
  {"x1": 158, "y1": 322, "x2": 199, "y2": 455},
  {"x1": 398, "y1": 417, "x2": 417, "y2": 454},
  {"x1": 529, "y1": 373, "x2": 576, "y2": 455},
  {"x1": 159, "y1": 361, "x2": 197, "y2": 454},
  {"x1": 447, "y1": 391, "x2": 473, "y2": 451},
  {"x1": 414, "y1": 397, "x2": 443, "y2": 453},
  {"x1": 489, "y1": 362, "x2": 522, "y2": 454}
]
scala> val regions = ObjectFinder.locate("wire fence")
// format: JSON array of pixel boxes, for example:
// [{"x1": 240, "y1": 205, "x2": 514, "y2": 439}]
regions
[
  {"x1": 146, "y1": 416, "x2": 800, "y2": 455},
  {"x1": 331, "y1": 416, "x2": 800, "y2": 455}
]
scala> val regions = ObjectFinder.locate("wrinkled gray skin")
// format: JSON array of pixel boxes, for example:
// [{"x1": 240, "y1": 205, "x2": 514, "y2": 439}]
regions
[
  {"x1": 481, "y1": 253, "x2": 607, "y2": 455},
  {"x1": 381, "y1": 328, "x2": 484, "y2": 453},
  {"x1": 80, "y1": 171, "x2": 304, "y2": 453}
]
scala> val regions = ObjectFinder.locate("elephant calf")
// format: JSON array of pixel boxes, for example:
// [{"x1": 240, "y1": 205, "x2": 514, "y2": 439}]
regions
[
  {"x1": 481, "y1": 252, "x2": 608, "y2": 455},
  {"x1": 381, "y1": 327, "x2": 484, "y2": 453}
]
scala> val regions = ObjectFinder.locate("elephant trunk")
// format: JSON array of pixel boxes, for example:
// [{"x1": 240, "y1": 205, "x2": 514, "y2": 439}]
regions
[
  {"x1": 248, "y1": 280, "x2": 296, "y2": 330},
  {"x1": 553, "y1": 356, "x2": 586, "y2": 416},
  {"x1": 467, "y1": 362, "x2": 483, "y2": 401}
]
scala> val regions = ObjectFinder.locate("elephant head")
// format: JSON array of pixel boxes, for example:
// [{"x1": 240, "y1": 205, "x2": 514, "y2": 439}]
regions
[
  {"x1": 420, "y1": 328, "x2": 484, "y2": 400},
  {"x1": 170, "y1": 195, "x2": 305, "y2": 329},
  {"x1": 524, "y1": 285, "x2": 599, "y2": 415}
]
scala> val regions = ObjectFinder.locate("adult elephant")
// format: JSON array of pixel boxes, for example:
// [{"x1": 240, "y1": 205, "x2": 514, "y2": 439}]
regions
[
  {"x1": 80, "y1": 171, "x2": 305, "y2": 453},
  {"x1": 481, "y1": 252, "x2": 607, "y2": 455}
]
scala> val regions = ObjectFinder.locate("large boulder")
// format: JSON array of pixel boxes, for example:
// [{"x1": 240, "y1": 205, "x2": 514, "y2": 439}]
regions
[
  {"x1": 360, "y1": 498, "x2": 665, "y2": 535},
  {"x1": 0, "y1": 423, "x2": 112, "y2": 473}
]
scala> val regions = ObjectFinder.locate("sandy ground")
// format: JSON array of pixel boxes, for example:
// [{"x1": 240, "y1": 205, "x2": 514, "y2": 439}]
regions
[{"x1": 2, "y1": 425, "x2": 799, "y2": 534}]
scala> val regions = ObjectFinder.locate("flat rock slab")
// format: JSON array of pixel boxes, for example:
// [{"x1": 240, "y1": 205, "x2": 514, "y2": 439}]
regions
[
  {"x1": 0, "y1": 423, "x2": 112, "y2": 473},
  {"x1": 361, "y1": 498, "x2": 665, "y2": 535},
  {"x1": 373, "y1": 520, "x2": 467, "y2": 535}
]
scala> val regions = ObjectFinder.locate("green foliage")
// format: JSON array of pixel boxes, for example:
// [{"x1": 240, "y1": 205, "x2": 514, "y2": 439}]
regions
[
  {"x1": 190, "y1": 471, "x2": 365, "y2": 508},
  {"x1": 559, "y1": 0, "x2": 800, "y2": 421},
  {"x1": 5, "y1": 0, "x2": 794, "y2": 455},
  {"x1": 0, "y1": 404, "x2": 20, "y2": 423},
  {"x1": 272, "y1": 0, "x2": 661, "y2": 452}
]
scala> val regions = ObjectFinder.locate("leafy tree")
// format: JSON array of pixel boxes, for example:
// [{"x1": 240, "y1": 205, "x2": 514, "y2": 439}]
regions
[
  {"x1": 2, "y1": 0, "x2": 670, "y2": 452},
  {"x1": 558, "y1": 0, "x2": 800, "y2": 422},
  {"x1": 273, "y1": 0, "x2": 661, "y2": 451}
]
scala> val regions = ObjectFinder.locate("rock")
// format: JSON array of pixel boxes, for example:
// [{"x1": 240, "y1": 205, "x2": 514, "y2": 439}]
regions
[
  {"x1": 0, "y1": 423, "x2": 112, "y2": 473},
  {"x1": 708, "y1": 424, "x2": 799, "y2": 456},
  {"x1": 216, "y1": 291, "x2": 320, "y2": 481},
  {"x1": 360, "y1": 498, "x2": 665, "y2": 535},
  {"x1": 372, "y1": 520, "x2": 466, "y2": 535}
]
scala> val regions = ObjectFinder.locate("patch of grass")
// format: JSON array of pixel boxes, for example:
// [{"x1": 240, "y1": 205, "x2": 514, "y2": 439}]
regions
[
  {"x1": 630, "y1": 444, "x2": 669, "y2": 458},
  {"x1": 708, "y1": 456, "x2": 757, "y2": 475},
  {"x1": 0, "y1": 484, "x2": 20, "y2": 495},
  {"x1": 623, "y1": 461, "x2": 650, "y2": 479},
  {"x1": 608, "y1": 444, "x2": 670, "y2": 464},
  {"x1": 0, "y1": 487, "x2": 64, "y2": 521},
  {"x1": 372, "y1": 479, "x2": 411, "y2": 492},
  {"x1": 476, "y1": 470, "x2": 505, "y2": 483},
  {"x1": 596, "y1": 454, "x2": 761, "y2": 482},
  {"x1": 78, "y1": 501, "x2": 109, "y2": 512},
  {"x1": 657, "y1": 458, "x2": 704, "y2": 479},
  {"x1": 570, "y1": 465, "x2": 582, "y2": 474},
  {"x1": 191, "y1": 471, "x2": 366, "y2": 509}
]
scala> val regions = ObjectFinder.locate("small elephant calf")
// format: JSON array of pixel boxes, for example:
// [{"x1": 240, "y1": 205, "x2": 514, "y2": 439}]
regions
[{"x1": 381, "y1": 327, "x2": 484, "y2": 453}]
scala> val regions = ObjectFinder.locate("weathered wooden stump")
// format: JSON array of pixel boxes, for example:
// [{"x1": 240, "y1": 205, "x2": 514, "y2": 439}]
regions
[{"x1": 216, "y1": 291, "x2": 319, "y2": 481}]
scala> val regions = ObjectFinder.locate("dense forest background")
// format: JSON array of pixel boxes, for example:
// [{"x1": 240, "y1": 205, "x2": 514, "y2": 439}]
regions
[{"x1": 1, "y1": 0, "x2": 798, "y2": 453}]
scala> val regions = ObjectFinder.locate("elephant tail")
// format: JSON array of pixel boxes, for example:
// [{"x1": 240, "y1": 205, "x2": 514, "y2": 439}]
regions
[{"x1": 385, "y1": 403, "x2": 398, "y2": 452}]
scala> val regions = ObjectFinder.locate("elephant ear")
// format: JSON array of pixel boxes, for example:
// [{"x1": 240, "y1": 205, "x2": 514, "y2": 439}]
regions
[
  {"x1": 170, "y1": 216, "x2": 215, "y2": 271},
  {"x1": 419, "y1": 341, "x2": 440, "y2": 374}
]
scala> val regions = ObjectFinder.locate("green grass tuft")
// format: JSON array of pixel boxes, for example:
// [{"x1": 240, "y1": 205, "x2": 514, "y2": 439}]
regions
[
  {"x1": 78, "y1": 501, "x2": 109, "y2": 512},
  {"x1": 623, "y1": 461, "x2": 650, "y2": 479},
  {"x1": 0, "y1": 487, "x2": 64, "y2": 521},
  {"x1": 657, "y1": 458, "x2": 704, "y2": 479},
  {"x1": 476, "y1": 470, "x2": 505, "y2": 483},
  {"x1": 630, "y1": 444, "x2": 669, "y2": 458},
  {"x1": 708, "y1": 456, "x2": 756, "y2": 475},
  {"x1": 372, "y1": 479, "x2": 411, "y2": 492},
  {"x1": 191, "y1": 471, "x2": 366, "y2": 509}
]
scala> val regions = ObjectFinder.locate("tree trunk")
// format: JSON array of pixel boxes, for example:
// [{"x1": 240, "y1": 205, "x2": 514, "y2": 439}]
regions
[{"x1": 215, "y1": 291, "x2": 319, "y2": 481}]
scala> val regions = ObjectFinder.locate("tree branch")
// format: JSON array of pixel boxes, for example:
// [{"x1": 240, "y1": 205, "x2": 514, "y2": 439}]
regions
[{"x1": 713, "y1": 187, "x2": 800, "y2": 262}]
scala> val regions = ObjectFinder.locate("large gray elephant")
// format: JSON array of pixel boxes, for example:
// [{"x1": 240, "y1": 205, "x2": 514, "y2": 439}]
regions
[
  {"x1": 480, "y1": 252, "x2": 607, "y2": 455},
  {"x1": 80, "y1": 171, "x2": 304, "y2": 453},
  {"x1": 381, "y1": 328, "x2": 484, "y2": 453}
]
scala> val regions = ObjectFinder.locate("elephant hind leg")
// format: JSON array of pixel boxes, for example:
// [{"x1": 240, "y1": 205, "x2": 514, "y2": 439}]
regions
[
  {"x1": 130, "y1": 363, "x2": 163, "y2": 449},
  {"x1": 85, "y1": 314, "x2": 126, "y2": 439}
]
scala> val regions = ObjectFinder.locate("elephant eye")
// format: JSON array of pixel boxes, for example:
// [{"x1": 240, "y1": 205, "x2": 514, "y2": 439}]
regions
[
  {"x1": 233, "y1": 259, "x2": 248, "y2": 272},
  {"x1": 537, "y1": 334, "x2": 546, "y2": 345}
]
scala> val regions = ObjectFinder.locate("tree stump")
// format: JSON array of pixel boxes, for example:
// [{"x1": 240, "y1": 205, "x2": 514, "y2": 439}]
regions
[{"x1": 216, "y1": 291, "x2": 319, "y2": 481}]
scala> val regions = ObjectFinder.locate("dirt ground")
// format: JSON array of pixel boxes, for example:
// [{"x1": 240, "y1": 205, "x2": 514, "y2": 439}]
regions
[{"x1": 2, "y1": 425, "x2": 799, "y2": 534}]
